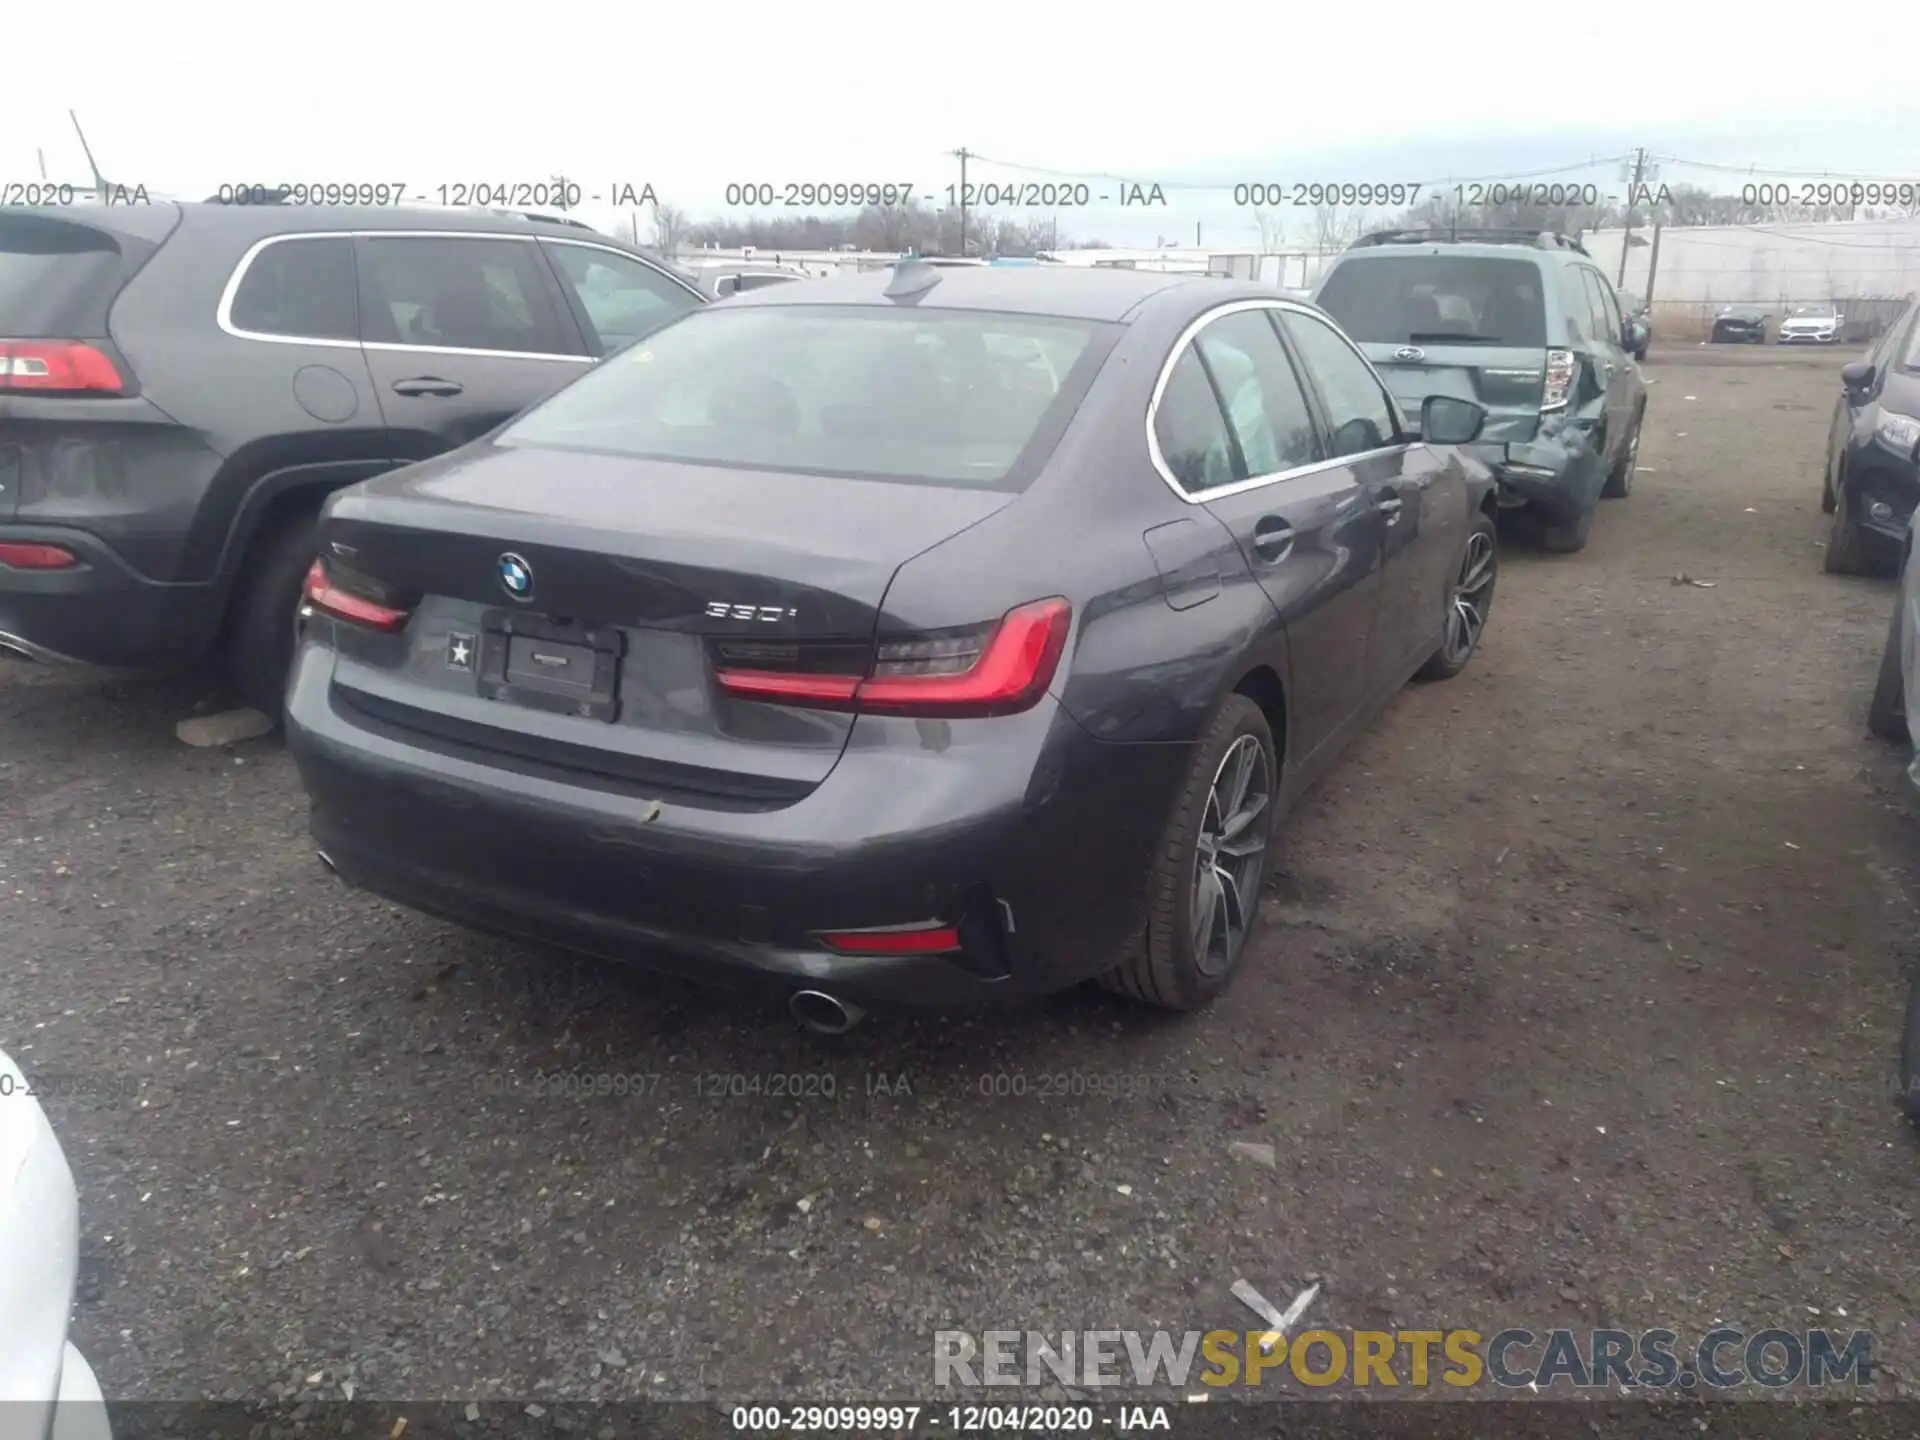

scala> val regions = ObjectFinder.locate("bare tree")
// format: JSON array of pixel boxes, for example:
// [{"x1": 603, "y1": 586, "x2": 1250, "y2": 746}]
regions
[
  {"x1": 1311, "y1": 203, "x2": 1366, "y2": 253},
  {"x1": 1253, "y1": 210, "x2": 1287, "y2": 252},
  {"x1": 650, "y1": 201, "x2": 689, "y2": 257},
  {"x1": 548, "y1": 173, "x2": 575, "y2": 212}
]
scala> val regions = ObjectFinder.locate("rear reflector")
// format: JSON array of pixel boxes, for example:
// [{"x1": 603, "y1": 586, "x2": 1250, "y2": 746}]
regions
[
  {"x1": 301, "y1": 559, "x2": 411, "y2": 633},
  {"x1": 715, "y1": 597, "x2": 1072, "y2": 718},
  {"x1": 0, "y1": 340, "x2": 125, "y2": 394},
  {"x1": 0, "y1": 543, "x2": 80, "y2": 570},
  {"x1": 817, "y1": 924, "x2": 963, "y2": 955}
]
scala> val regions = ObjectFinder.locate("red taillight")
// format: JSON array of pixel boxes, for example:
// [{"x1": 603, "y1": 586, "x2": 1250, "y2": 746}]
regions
[
  {"x1": 714, "y1": 597, "x2": 1071, "y2": 718},
  {"x1": 301, "y1": 559, "x2": 410, "y2": 633},
  {"x1": 817, "y1": 924, "x2": 963, "y2": 955},
  {"x1": 0, "y1": 543, "x2": 80, "y2": 570},
  {"x1": 0, "y1": 340, "x2": 125, "y2": 394}
]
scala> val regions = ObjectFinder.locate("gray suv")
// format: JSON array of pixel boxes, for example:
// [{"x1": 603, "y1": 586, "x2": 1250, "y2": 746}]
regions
[
  {"x1": 1313, "y1": 229, "x2": 1649, "y2": 552},
  {"x1": 0, "y1": 202, "x2": 706, "y2": 713}
]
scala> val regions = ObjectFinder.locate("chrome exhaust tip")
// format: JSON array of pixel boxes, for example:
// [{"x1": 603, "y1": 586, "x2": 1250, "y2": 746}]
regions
[{"x1": 790, "y1": 989, "x2": 866, "y2": 1035}]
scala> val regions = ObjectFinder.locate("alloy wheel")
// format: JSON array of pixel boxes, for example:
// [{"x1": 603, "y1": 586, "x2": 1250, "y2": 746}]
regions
[
  {"x1": 1443, "y1": 530, "x2": 1497, "y2": 667},
  {"x1": 1191, "y1": 735, "x2": 1273, "y2": 977}
]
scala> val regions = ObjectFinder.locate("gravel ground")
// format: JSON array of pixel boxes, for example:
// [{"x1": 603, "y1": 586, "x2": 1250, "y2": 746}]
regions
[{"x1": 4, "y1": 343, "x2": 1919, "y2": 1410}]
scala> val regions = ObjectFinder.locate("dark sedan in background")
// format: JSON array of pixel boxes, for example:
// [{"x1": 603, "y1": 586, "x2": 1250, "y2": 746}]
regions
[
  {"x1": 1823, "y1": 294, "x2": 1920, "y2": 575},
  {"x1": 286, "y1": 266, "x2": 1500, "y2": 1025},
  {"x1": 1711, "y1": 305, "x2": 1769, "y2": 343}
]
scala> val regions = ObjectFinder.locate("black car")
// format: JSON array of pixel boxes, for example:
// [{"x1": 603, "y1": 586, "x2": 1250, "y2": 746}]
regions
[
  {"x1": 1313, "y1": 228, "x2": 1649, "y2": 555},
  {"x1": 287, "y1": 266, "x2": 1500, "y2": 1021},
  {"x1": 0, "y1": 202, "x2": 707, "y2": 712},
  {"x1": 1822, "y1": 294, "x2": 1920, "y2": 575},
  {"x1": 1710, "y1": 305, "x2": 1769, "y2": 343}
]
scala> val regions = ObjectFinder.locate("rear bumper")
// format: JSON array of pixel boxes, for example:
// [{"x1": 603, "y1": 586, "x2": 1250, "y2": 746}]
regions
[
  {"x1": 0, "y1": 525, "x2": 224, "y2": 669},
  {"x1": 1472, "y1": 423, "x2": 1603, "y2": 523},
  {"x1": 286, "y1": 641, "x2": 1188, "y2": 1010}
]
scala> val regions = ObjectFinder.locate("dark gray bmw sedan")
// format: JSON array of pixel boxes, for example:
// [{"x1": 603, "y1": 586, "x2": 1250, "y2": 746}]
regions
[{"x1": 286, "y1": 263, "x2": 1499, "y2": 1023}]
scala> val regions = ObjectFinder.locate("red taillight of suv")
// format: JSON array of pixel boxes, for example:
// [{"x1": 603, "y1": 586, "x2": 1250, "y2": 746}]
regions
[
  {"x1": 0, "y1": 543, "x2": 81, "y2": 570},
  {"x1": 0, "y1": 340, "x2": 126, "y2": 395},
  {"x1": 300, "y1": 559, "x2": 412, "y2": 634},
  {"x1": 713, "y1": 597, "x2": 1072, "y2": 719}
]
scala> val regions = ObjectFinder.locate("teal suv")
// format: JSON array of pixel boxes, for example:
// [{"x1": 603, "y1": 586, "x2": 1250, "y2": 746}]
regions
[{"x1": 1314, "y1": 229, "x2": 1650, "y2": 553}]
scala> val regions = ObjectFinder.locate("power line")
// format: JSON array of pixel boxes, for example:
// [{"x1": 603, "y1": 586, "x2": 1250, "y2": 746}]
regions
[
  {"x1": 1654, "y1": 154, "x2": 1920, "y2": 182},
  {"x1": 955, "y1": 149, "x2": 1639, "y2": 192}
]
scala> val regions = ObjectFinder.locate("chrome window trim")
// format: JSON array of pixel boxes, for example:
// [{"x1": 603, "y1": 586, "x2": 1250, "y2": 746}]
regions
[
  {"x1": 216, "y1": 229, "x2": 701, "y2": 357},
  {"x1": 1145, "y1": 298, "x2": 1410, "y2": 504}
]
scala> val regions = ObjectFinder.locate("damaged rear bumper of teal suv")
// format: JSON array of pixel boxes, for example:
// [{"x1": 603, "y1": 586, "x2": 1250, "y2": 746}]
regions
[{"x1": 1478, "y1": 414, "x2": 1609, "y2": 523}]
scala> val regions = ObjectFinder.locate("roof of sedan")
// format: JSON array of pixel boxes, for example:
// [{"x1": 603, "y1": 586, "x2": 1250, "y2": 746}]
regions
[{"x1": 718, "y1": 264, "x2": 1255, "y2": 322}]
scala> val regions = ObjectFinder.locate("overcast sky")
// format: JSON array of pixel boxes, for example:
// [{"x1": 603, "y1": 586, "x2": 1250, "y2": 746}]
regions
[{"x1": 9, "y1": 2, "x2": 1918, "y2": 247}]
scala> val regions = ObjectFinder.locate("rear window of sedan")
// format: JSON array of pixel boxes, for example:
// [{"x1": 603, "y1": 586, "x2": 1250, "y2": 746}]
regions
[
  {"x1": 498, "y1": 304, "x2": 1115, "y2": 490},
  {"x1": 1317, "y1": 255, "x2": 1548, "y2": 347}
]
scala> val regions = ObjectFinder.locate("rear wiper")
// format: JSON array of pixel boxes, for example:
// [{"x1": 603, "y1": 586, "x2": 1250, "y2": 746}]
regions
[{"x1": 1406, "y1": 331, "x2": 1501, "y2": 344}]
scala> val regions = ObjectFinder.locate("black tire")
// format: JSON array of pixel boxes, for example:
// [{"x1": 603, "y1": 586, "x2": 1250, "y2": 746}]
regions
[
  {"x1": 1415, "y1": 513, "x2": 1497, "y2": 682},
  {"x1": 1602, "y1": 404, "x2": 1644, "y2": 499},
  {"x1": 1539, "y1": 501, "x2": 1594, "y2": 554},
  {"x1": 1900, "y1": 970, "x2": 1920, "y2": 1130},
  {"x1": 226, "y1": 508, "x2": 321, "y2": 720},
  {"x1": 1100, "y1": 694, "x2": 1277, "y2": 1012},
  {"x1": 1869, "y1": 595, "x2": 1910, "y2": 743},
  {"x1": 1824, "y1": 475, "x2": 1879, "y2": 576}
]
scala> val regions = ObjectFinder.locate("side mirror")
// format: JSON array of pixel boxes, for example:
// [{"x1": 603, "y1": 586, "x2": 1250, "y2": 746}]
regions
[
  {"x1": 1626, "y1": 318, "x2": 1649, "y2": 350},
  {"x1": 1841, "y1": 360, "x2": 1874, "y2": 393},
  {"x1": 1420, "y1": 394, "x2": 1488, "y2": 445}
]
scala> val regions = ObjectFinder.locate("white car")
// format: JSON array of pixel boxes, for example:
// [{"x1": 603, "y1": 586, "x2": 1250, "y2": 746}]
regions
[
  {"x1": 1, "y1": 1049, "x2": 112, "y2": 1440},
  {"x1": 1779, "y1": 303, "x2": 1843, "y2": 344}
]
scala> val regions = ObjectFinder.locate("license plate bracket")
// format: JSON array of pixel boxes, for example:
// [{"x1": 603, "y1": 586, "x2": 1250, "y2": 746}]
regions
[{"x1": 476, "y1": 611, "x2": 623, "y2": 722}]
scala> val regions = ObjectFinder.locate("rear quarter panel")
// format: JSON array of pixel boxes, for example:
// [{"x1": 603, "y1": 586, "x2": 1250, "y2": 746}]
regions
[
  {"x1": 876, "y1": 301, "x2": 1287, "y2": 754},
  {"x1": 104, "y1": 216, "x2": 392, "y2": 583}
]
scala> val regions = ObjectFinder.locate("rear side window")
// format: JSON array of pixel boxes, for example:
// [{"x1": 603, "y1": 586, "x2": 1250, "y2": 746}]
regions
[
  {"x1": 1283, "y1": 312, "x2": 1400, "y2": 456},
  {"x1": 1317, "y1": 255, "x2": 1548, "y2": 347},
  {"x1": 356, "y1": 236, "x2": 574, "y2": 355},
  {"x1": 499, "y1": 304, "x2": 1112, "y2": 491},
  {"x1": 545, "y1": 242, "x2": 699, "y2": 355},
  {"x1": 1191, "y1": 309, "x2": 1321, "y2": 478},
  {"x1": 0, "y1": 215, "x2": 130, "y2": 337},
  {"x1": 227, "y1": 236, "x2": 358, "y2": 342},
  {"x1": 1154, "y1": 349, "x2": 1237, "y2": 493}
]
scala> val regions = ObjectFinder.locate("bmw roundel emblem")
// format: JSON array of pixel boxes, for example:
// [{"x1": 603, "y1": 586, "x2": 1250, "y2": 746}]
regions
[{"x1": 498, "y1": 552, "x2": 534, "y2": 601}]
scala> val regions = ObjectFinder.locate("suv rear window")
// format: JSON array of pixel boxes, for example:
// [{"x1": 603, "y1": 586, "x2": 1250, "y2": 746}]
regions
[
  {"x1": 1317, "y1": 255, "x2": 1548, "y2": 348},
  {"x1": 498, "y1": 304, "x2": 1113, "y2": 490},
  {"x1": 0, "y1": 215, "x2": 127, "y2": 337}
]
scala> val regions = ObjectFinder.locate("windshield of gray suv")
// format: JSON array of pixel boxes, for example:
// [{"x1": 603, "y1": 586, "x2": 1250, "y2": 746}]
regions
[{"x1": 1316, "y1": 255, "x2": 1548, "y2": 346}]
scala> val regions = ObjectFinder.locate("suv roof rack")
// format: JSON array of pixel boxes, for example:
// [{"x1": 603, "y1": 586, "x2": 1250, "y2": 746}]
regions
[{"x1": 1350, "y1": 227, "x2": 1589, "y2": 257}]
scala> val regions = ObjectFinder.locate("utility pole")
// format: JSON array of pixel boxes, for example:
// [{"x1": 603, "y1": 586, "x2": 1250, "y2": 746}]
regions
[
  {"x1": 1617, "y1": 147, "x2": 1654, "y2": 287},
  {"x1": 952, "y1": 148, "x2": 970, "y2": 257},
  {"x1": 1645, "y1": 221, "x2": 1663, "y2": 304}
]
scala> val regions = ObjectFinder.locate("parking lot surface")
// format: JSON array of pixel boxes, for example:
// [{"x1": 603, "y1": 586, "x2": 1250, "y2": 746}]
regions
[{"x1": 4, "y1": 343, "x2": 1919, "y2": 1404}]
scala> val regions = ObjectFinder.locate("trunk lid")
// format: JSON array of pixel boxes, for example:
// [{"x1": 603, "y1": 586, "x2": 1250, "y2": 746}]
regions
[
  {"x1": 1357, "y1": 341, "x2": 1549, "y2": 445},
  {"x1": 316, "y1": 441, "x2": 1015, "y2": 801}
]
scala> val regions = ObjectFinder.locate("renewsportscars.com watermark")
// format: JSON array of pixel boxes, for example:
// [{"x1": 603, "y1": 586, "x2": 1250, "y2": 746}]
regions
[{"x1": 934, "y1": 1328, "x2": 1874, "y2": 1391}]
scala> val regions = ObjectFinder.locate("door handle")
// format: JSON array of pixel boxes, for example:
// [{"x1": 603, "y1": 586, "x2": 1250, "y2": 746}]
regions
[
  {"x1": 1375, "y1": 495, "x2": 1403, "y2": 523},
  {"x1": 1251, "y1": 516, "x2": 1294, "y2": 562},
  {"x1": 392, "y1": 377, "x2": 465, "y2": 397}
]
